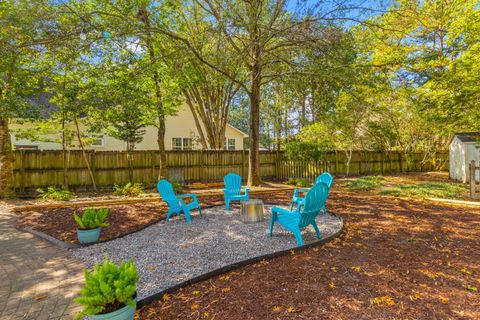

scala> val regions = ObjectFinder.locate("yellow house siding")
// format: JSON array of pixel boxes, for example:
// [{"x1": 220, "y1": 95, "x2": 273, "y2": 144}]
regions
[{"x1": 10, "y1": 104, "x2": 247, "y2": 151}]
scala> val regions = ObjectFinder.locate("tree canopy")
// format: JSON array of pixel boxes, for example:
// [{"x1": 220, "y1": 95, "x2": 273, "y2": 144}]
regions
[{"x1": 1, "y1": 0, "x2": 479, "y2": 196}]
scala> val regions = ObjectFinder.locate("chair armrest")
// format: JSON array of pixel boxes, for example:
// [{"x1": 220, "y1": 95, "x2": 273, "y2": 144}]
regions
[
  {"x1": 294, "y1": 187, "x2": 310, "y2": 196},
  {"x1": 272, "y1": 206, "x2": 293, "y2": 216},
  {"x1": 179, "y1": 193, "x2": 198, "y2": 202},
  {"x1": 242, "y1": 186, "x2": 250, "y2": 195}
]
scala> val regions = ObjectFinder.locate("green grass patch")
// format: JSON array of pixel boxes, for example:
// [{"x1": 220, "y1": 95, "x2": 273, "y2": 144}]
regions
[
  {"x1": 380, "y1": 182, "x2": 467, "y2": 199},
  {"x1": 347, "y1": 176, "x2": 385, "y2": 191},
  {"x1": 284, "y1": 178, "x2": 312, "y2": 188}
]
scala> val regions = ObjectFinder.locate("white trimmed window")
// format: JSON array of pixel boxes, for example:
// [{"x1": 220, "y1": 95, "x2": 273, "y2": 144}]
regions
[
  {"x1": 224, "y1": 138, "x2": 235, "y2": 150},
  {"x1": 172, "y1": 137, "x2": 183, "y2": 150},
  {"x1": 90, "y1": 135, "x2": 105, "y2": 147},
  {"x1": 183, "y1": 138, "x2": 193, "y2": 150}
]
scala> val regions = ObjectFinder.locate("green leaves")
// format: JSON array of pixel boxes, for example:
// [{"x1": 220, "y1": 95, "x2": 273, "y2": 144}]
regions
[
  {"x1": 74, "y1": 259, "x2": 139, "y2": 319},
  {"x1": 113, "y1": 183, "x2": 144, "y2": 197},
  {"x1": 73, "y1": 208, "x2": 110, "y2": 230},
  {"x1": 284, "y1": 141, "x2": 333, "y2": 161},
  {"x1": 36, "y1": 187, "x2": 75, "y2": 201}
]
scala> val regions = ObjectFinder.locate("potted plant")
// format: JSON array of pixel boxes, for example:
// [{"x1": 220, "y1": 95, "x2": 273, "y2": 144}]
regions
[
  {"x1": 73, "y1": 208, "x2": 109, "y2": 244},
  {"x1": 75, "y1": 259, "x2": 139, "y2": 320}
]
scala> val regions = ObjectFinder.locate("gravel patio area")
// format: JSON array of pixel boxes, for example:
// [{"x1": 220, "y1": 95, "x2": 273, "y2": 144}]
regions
[{"x1": 69, "y1": 205, "x2": 343, "y2": 299}]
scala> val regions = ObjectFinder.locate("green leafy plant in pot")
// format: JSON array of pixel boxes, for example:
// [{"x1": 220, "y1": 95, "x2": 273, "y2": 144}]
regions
[
  {"x1": 75, "y1": 259, "x2": 139, "y2": 320},
  {"x1": 73, "y1": 208, "x2": 109, "y2": 244}
]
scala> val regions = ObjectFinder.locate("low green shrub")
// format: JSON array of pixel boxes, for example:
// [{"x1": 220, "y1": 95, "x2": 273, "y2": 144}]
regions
[
  {"x1": 74, "y1": 260, "x2": 138, "y2": 319},
  {"x1": 284, "y1": 178, "x2": 312, "y2": 188},
  {"x1": 113, "y1": 182, "x2": 144, "y2": 197},
  {"x1": 380, "y1": 182, "x2": 467, "y2": 199},
  {"x1": 36, "y1": 187, "x2": 75, "y2": 201},
  {"x1": 347, "y1": 176, "x2": 385, "y2": 191},
  {"x1": 284, "y1": 178, "x2": 297, "y2": 186},
  {"x1": 73, "y1": 208, "x2": 109, "y2": 230},
  {"x1": 295, "y1": 179, "x2": 311, "y2": 188},
  {"x1": 284, "y1": 140, "x2": 333, "y2": 161},
  {"x1": 172, "y1": 182, "x2": 183, "y2": 195}
]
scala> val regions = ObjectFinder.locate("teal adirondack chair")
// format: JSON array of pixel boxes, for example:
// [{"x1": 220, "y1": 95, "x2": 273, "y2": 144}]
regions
[
  {"x1": 270, "y1": 182, "x2": 329, "y2": 246},
  {"x1": 157, "y1": 180, "x2": 202, "y2": 222},
  {"x1": 223, "y1": 173, "x2": 249, "y2": 210},
  {"x1": 290, "y1": 172, "x2": 333, "y2": 213}
]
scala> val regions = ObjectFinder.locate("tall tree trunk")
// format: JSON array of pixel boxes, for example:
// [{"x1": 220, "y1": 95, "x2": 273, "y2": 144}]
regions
[
  {"x1": 138, "y1": 5, "x2": 168, "y2": 180},
  {"x1": 184, "y1": 92, "x2": 209, "y2": 149},
  {"x1": 74, "y1": 118, "x2": 97, "y2": 191},
  {"x1": 300, "y1": 95, "x2": 306, "y2": 128},
  {"x1": 126, "y1": 141, "x2": 134, "y2": 183},
  {"x1": 276, "y1": 126, "x2": 281, "y2": 152},
  {"x1": 61, "y1": 74, "x2": 69, "y2": 189},
  {"x1": 61, "y1": 110, "x2": 69, "y2": 189},
  {"x1": 247, "y1": 51, "x2": 262, "y2": 186},
  {"x1": 345, "y1": 149, "x2": 353, "y2": 177},
  {"x1": 0, "y1": 118, "x2": 14, "y2": 198},
  {"x1": 157, "y1": 115, "x2": 168, "y2": 179},
  {"x1": 275, "y1": 107, "x2": 281, "y2": 152}
]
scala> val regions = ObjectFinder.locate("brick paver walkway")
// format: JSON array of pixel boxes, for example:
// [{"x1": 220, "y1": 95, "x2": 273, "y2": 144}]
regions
[{"x1": 0, "y1": 203, "x2": 84, "y2": 320}]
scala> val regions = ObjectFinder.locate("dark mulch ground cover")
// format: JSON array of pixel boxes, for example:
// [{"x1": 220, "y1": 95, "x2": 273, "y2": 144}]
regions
[
  {"x1": 15, "y1": 193, "x2": 293, "y2": 244},
  {"x1": 139, "y1": 190, "x2": 480, "y2": 320}
]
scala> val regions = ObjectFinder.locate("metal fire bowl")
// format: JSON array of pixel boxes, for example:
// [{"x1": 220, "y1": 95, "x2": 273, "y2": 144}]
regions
[{"x1": 240, "y1": 199, "x2": 264, "y2": 223}]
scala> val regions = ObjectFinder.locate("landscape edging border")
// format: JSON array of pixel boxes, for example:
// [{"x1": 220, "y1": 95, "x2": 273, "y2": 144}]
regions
[
  {"x1": 19, "y1": 205, "x2": 344, "y2": 310},
  {"x1": 21, "y1": 226, "x2": 81, "y2": 249},
  {"x1": 17, "y1": 201, "x2": 297, "y2": 249},
  {"x1": 136, "y1": 215, "x2": 345, "y2": 308},
  {"x1": 18, "y1": 204, "x2": 219, "y2": 249}
]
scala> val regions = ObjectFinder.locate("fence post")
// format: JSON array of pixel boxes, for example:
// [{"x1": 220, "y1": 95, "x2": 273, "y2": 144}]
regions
[
  {"x1": 150, "y1": 151, "x2": 156, "y2": 184},
  {"x1": 380, "y1": 152, "x2": 385, "y2": 175},
  {"x1": 90, "y1": 151, "x2": 96, "y2": 188},
  {"x1": 359, "y1": 152, "x2": 363, "y2": 175},
  {"x1": 398, "y1": 153, "x2": 403, "y2": 172},
  {"x1": 469, "y1": 160, "x2": 477, "y2": 200},
  {"x1": 334, "y1": 151, "x2": 339, "y2": 175},
  {"x1": 199, "y1": 149, "x2": 205, "y2": 182},
  {"x1": 19, "y1": 150, "x2": 25, "y2": 193}
]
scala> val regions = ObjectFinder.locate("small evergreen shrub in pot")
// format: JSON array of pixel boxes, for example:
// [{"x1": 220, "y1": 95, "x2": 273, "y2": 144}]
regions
[
  {"x1": 75, "y1": 260, "x2": 139, "y2": 320},
  {"x1": 73, "y1": 208, "x2": 109, "y2": 244}
]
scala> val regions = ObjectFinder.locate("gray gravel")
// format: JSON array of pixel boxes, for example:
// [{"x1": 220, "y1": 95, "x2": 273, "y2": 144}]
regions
[{"x1": 70, "y1": 205, "x2": 343, "y2": 299}]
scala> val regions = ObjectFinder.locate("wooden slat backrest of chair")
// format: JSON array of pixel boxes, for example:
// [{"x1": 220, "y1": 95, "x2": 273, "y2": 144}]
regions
[
  {"x1": 224, "y1": 173, "x2": 242, "y2": 195},
  {"x1": 299, "y1": 182, "x2": 329, "y2": 228},
  {"x1": 157, "y1": 180, "x2": 182, "y2": 210},
  {"x1": 316, "y1": 172, "x2": 333, "y2": 188}
]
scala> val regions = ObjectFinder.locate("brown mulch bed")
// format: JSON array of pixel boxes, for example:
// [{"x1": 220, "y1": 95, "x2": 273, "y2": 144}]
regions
[
  {"x1": 15, "y1": 193, "x2": 293, "y2": 244},
  {"x1": 139, "y1": 190, "x2": 480, "y2": 320}
]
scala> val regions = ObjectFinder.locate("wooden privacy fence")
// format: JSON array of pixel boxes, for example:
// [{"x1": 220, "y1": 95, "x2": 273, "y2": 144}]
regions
[
  {"x1": 277, "y1": 151, "x2": 448, "y2": 182},
  {"x1": 12, "y1": 150, "x2": 448, "y2": 191}
]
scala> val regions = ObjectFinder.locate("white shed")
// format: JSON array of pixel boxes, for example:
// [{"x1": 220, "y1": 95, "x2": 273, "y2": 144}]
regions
[{"x1": 449, "y1": 132, "x2": 480, "y2": 182}]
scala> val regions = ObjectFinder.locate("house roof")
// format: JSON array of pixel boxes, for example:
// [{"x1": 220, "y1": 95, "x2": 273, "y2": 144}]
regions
[
  {"x1": 226, "y1": 124, "x2": 248, "y2": 138},
  {"x1": 453, "y1": 132, "x2": 480, "y2": 143}
]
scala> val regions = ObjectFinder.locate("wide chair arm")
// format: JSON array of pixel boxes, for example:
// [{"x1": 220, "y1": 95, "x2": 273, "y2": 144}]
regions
[
  {"x1": 293, "y1": 187, "x2": 310, "y2": 197},
  {"x1": 242, "y1": 186, "x2": 250, "y2": 196},
  {"x1": 271, "y1": 206, "x2": 301, "y2": 223},
  {"x1": 178, "y1": 193, "x2": 199, "y2": 202}
]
